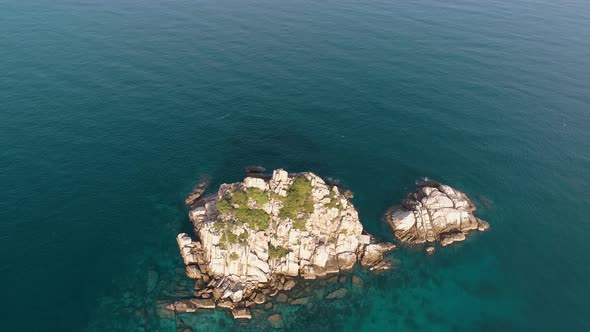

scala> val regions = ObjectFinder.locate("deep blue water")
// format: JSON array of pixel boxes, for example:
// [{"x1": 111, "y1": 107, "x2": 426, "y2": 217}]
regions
[{"x1": 1, "y1": 0, "x2": 589, "y2": 331}]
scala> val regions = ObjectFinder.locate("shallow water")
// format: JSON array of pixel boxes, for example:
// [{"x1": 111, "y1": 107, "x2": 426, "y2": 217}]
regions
[{"x1": 1, "y1": 0, "x2": 589, "y2": 331}]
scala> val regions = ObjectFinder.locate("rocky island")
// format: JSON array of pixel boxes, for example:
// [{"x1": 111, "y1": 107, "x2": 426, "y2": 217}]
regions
[
  {"x1": 173, "y1": 169, "x2": 395, "y2": 319},
  {"x1": 385, "y1": 180, "x2": 490, "y2": 246}
]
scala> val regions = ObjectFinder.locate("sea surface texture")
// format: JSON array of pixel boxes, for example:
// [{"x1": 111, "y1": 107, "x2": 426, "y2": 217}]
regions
[{"x1": 1, "y1": 0, "x2": 589, "y2": 331}]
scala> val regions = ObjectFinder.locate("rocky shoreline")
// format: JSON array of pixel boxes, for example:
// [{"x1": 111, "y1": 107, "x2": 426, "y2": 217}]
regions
[
  {"x1": 171, "y1": 169, "x2": 396, "y2": 319},
  {"x1": 171, "y1": 170, "x2": 489, "y2": 321}
]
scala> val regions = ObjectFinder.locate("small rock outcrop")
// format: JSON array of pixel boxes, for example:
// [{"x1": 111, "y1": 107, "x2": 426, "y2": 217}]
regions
[
  {"x1": 385, "y1": 180, "x2": 489, "y2": 246},
  {"x1": 174, "y1": 169, "x2": 395, "y2": 318}
]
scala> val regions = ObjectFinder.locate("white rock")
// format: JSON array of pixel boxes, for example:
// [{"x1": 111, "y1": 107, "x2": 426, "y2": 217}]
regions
[
  {"x1": 243, "y1": 177, "x2": 267, "y2": 190},
  {"x1": 385, "y1": 183, "x2": 489, "y2": 245}
]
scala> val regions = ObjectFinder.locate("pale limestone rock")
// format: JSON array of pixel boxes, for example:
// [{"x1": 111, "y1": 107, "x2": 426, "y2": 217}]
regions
[
  {"x1": 230, "y1": 289, "x2": 243, "y2": 302},
  {"x1": 360, "y1": 242, "x2": 396, "y2": 268},
  {"x1": 185, "y1": 265, "x2": 201, "y2": 279},
  {"x1": 253, "y1": 293, "x2": 266, "y2": 304},
  {"x1": 191, "y1": 298, "x2": 216, "y2": 309},
  {"x1": 232, "y1": 308, "x2": 251, "y2": 319},
  {"x1": 176, "y1": 233, "x2": 199, "y2": 265},
  {"x1": 440, "y1": 232, "x2": 466, "y2": 246},
  {"x1": 243, "y1": 177, "x2": 267, "y2": 190},
  {"x1": 385, "y1": 181, "x2": 489, "y2": 246},
  {"x1": 358, "y1": 234, "x2": 371, "y2": 245},
  {"x1": 172, "y1": 299, "x2": 197, "y2": 313},
  {"x1": 312, "y1": 245, "x2": 329, "y2": 269},
  {"x1": 337, "y1": 252, "x2": 357, "y2": 271}
]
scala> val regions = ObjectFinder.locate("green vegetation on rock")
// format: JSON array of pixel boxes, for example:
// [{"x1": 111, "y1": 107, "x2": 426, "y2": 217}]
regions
[
  {"x1": 269, "y1": 244, "x2": 289, "y2": 258},
  {"x1": 238, "y1": 231, "x2": 249, "y2": 244},
  {"x1": 216, "y1": 199, "x2": 232, "y2": 214},
  {"x1": 230, "y1": 252, "x2": 239, "y2": 261},
  {"x1": 279, "y1": 177, "x2": 314, "y2": 221},
  {"x1": 248, "y1": 188, "x2": 269, "y2": 205},
  {"x1": 220, "y1": 231, "x2": 238, "y2": 246},
  {"x1": 215, "y1": 188, "x2": 271, "y2": 231},
  {"x1": 234, "y1": 208, "x2": 270, "y2": 230},
  {"x1": 213, "y1": 220, "x2": 225, "y2": 231},
  {"x1": 231, "y1": 191, "x2": 248, "y2": 207},
  {"x1": 326, "y1": 192, "x2": 343, "y2": 211},
  {"x1": 293, "y1": 219, "x2": 307, "y2": 231}
]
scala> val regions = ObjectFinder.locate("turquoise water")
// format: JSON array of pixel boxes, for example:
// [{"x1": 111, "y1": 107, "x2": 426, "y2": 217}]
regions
[{"x1": 2, "y1": 0, "x2": 589, "y2": 330}]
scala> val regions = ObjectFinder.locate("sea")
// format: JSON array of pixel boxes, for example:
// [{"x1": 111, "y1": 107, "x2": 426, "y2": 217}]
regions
[{"x1": 1, "y1": 0, "x2": 589, "y2": 331}]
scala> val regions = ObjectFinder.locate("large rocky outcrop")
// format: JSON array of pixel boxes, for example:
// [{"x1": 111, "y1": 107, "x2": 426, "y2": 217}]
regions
[
  {"x1": 385, "y1": 181, "x2": 489, "y2": 246},
  {"x1": 174, "y1": 169, "x2": 395, "y2": 318}
]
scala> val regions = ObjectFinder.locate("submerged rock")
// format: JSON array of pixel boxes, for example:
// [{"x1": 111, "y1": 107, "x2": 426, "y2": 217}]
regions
[
  {"x1": 267, "y1": 313, "x2": 284, "y2": 328},
  {"x1": 146, "y1": 270, "x2": 158, "y2": 293},
  {"x1": 289, "y1": 296, "x2": 309, "y2": 305},
  {"x1": 185, "y1": 178, "x2": 210, "y2": 208},
  {"x1": 385, "y1": 181, "x2": 489, "y2": 246},
  {"x1": 352, "y1": 275, "x2": 363, "y2": 287},
  {"x1": 426, "y1": 246, "x2": 435, "y2": 255},
  {"x1": 275, "y1": 292, "x2": 288, "y2": 303},
  {"x1": 283, "y1": 279, "x2": 296, "y2": 291},
  {"x1": 325, "y1": 288, "x2": 348, "y2": 299},
  {"x1": 175, "y1": 169, "x2": 395, "y2": 318}
]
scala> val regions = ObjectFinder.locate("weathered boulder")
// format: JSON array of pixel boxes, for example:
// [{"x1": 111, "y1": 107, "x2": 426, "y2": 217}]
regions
[
  {"x1": 283, "y1": 279, "x2": 296, "y2": 291},
  {"x1": 232, "y1": 308, "x2": 252, "y2": 319},
  {"x1": 385, "y1": 181, "x2": 489, "y2": 246},
  {"x1": 253, "y1": 293, "x2": 266, "y2": 304}
]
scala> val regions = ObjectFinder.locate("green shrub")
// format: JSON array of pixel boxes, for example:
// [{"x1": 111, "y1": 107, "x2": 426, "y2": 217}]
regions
[
  {"x1": 293, "y1": 219, "x2": 307, "y2": 231},
  {"x1": 248, "y1": 188, "x2": 269, "y2": 205},
  {"x1": 230, "y1": 252, "x2": 239, "y2": 261},
  {"x1": 279, "y1": 177, "x2": 314, "y2": 220},
  {"x1": 238, "y1": 231, "x2": 249, "y2": 244},
  {"x1": 234, "y1": 208, "x2": 270, "y2": 230},
  {"x1": 218, "y1": 229, "x2": 238, "y2": 246},
  {"x1": 225, "y1": 231, "x2": 238, "y2": 244},
  {"x1": 231, "y1": 191, "x2": 248, "y2": 207},
  {"x1": 213, "y1": 221, "x2": 225, "y2": 231},
  {"x1": 326, "y1": 193, "x2": 342, "y2": 210},
  {"x1": 269, "y1": 244, "x2": 289, "y2": 258},
  {"x1": 216, "y1": 199, "x2": 232, "y2": 214}
]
